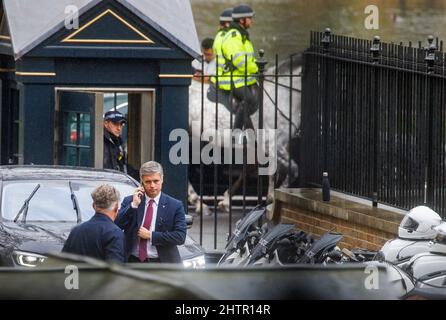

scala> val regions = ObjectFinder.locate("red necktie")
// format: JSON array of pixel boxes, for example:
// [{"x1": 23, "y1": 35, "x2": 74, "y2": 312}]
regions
[{"x1": 139, "y1": 199, "x2": 154, "y2": 262}]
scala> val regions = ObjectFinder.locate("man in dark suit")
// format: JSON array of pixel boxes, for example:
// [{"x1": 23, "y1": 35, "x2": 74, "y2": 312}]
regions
[
  {"x1": 63, "y1": 184, "x2": 124, "y2": 263},
  {"x1": 115, "y1": 161, "x2": 186, "y2": 263}
]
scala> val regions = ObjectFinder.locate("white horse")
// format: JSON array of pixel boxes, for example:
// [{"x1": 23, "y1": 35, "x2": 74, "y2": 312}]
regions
[{"x1": 188, "y1": 55, "x2": 302, "y2": 215}]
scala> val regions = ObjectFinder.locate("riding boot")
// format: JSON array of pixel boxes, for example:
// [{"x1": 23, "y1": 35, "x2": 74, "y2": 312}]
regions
[{"x1": 233, "y1": 106, "x2": 244, "y2": 129}]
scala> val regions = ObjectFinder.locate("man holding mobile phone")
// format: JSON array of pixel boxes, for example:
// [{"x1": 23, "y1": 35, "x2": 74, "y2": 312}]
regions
[{"x1": 115, "y1": 161, "x2": 187, "y2": 263}]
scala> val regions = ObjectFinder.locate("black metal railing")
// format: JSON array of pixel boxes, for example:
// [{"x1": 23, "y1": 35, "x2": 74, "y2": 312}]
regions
[
  {"x1": 301, "y1": 29, "x2": 446, "y2": 218},
  {"x1": 190, "y1": 50, "x2": 302, "y2": 250}
]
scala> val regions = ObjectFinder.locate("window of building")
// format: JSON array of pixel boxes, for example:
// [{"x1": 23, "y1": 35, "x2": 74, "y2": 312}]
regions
[{"x1": 61, "y1": 112, "x2": 91, "y2": 166}]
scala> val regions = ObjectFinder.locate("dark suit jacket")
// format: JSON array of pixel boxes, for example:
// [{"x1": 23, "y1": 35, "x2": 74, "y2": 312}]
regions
[
  {"x1": 62, "y1": 213, "x2": 125, "y2": 263},
  {"x1": 115, "y1": 192, "x2": 187, "y2": 263}
]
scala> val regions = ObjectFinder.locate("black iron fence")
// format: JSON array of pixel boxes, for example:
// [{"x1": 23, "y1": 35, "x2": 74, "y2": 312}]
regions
[
  {"x1": 190, "y1": 51, "x2": 302, "y2": 249},
  {"x1": 301, "y1": 29, "x2": 446, "y2": 218}
]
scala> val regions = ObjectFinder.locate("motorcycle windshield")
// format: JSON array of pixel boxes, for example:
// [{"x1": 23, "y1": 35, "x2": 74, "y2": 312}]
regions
[
  {"x1": 248, "y1": 224, "x2": 295, "y2": 264},
  {"x1": 300, "y1": 232, "x2": 343, "y2": 262},
  {"x1": 225, "y1": 207, "x2": 266, "y2": 250}
]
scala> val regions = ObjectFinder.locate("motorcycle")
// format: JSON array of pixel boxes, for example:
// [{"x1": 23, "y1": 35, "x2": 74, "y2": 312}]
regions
[
  {"x1": 403, "y1": 223, "x2": 446, "y2": 290},
  {"x1": 296, "y1": 231, "x2": 344, "y2": 264},
  {"x1": 217, "y1": 206, "x2": 267, "y2": 266},
  {"x1": 248, "y1": 227, "x2": 344, "y2": 266},
  {"x1": 366, "y1": 223, "x2": 446, "y2": 299},
  {"x1": 247, "y1": 224, "x2": 308, "y2": 266},
  {"x1": 403, "y1": 287, "x2": 446, "y2": 300},
  {"x1": 375, "y1": 206, "x2": 443, "y2": 268}
]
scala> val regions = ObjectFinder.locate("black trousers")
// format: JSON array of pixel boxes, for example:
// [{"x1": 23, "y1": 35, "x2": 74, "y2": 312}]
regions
[
  {"x1": 208, "y1": 83, "x2": 260, "y2": 130},
  {"x1": 231, "y1": 83, "x2": 259, "y2": 130},
  {"x1": 207, "y1": 83, "x2": 231, "y2": 108}
]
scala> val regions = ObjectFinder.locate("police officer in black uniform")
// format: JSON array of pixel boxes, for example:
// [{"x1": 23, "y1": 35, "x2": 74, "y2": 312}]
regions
[{"x1": 103, "y1": 110, "x2": 128, "y2": 173}]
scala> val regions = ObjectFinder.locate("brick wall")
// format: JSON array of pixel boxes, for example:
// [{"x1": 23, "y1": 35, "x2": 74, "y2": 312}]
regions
[{"x1": 273, "y1": 189, "x2": 405, "y2": 251}]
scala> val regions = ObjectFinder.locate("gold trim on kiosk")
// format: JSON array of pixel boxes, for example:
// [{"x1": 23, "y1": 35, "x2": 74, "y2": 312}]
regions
[
  {"x1": 16, "y1": 71, "x2": 56, "y2": 77},
  {"x1": 0, "y1": 13, "x2": 11, "y2": 42},
  {"x1": 0, "y1": 68, "x2": 15, "y2": 73},
  {"x1": 159, "y1": 74, "x2": 193, "y2": 78},
  {"x1": 62, "y1": 9, "x2": 154, "y2": 44}
]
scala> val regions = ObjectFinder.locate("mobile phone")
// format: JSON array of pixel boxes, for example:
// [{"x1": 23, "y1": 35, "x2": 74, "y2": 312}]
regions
[{"x1": 138, "y1": 184, "x2": 144, "y2": 198}]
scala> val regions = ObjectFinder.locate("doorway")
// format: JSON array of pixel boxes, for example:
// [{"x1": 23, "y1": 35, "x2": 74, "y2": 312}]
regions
[{"x1": 54, "y1": 88, "x2": 155, "y2": 174}]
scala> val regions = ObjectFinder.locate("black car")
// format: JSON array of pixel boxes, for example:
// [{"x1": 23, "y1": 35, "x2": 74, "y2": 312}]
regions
[{"x1": 0, "y1": 166, "x2": 205, "y2": 268}]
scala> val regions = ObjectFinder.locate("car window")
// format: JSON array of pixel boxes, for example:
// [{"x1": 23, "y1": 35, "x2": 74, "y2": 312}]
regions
[
  {"x1": 70, "y1": 181, "x2": 135, "y2": 220},
  {"x1": 1, "y1": 180, "x2": 136, "y2": 222}
]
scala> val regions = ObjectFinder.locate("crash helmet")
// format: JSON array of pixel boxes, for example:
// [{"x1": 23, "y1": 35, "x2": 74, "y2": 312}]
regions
[
  {"x1": 219, "y1": 8, "x2": 233, "y2": 22},
  {"x1": 398, "y1": 206, "x2": 442, "y2": 240},
  {"x1": 232, "y1": 4, "x2": 255, "y2": 19},
  {"x1": 430, "y1": 222, "x2": 446, "y2": 254}
]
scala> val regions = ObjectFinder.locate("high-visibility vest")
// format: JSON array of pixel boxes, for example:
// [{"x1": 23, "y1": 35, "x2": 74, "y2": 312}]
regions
[
  {"x1": 210, "y1": 29, "x2": 230, "y2": 87},
  {"x1": 218, "y1": 28, "x2": 258, "y2": 90}
]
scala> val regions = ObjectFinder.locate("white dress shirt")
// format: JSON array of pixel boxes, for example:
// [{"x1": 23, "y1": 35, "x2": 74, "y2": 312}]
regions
[
  {"x1": 192, "y1": 58, "x2": 216, "y2": 77},
  {"x1": 131, "y1": 192, "x2": 161, "y2": 259}
]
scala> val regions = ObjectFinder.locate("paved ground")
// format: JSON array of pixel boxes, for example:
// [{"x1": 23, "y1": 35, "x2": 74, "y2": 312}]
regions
[{"x1": 187, "y1": 206, "x2": 249, "y2": 252}]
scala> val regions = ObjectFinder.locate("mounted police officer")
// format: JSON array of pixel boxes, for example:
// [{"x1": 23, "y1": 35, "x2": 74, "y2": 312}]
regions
[
  {"x1": 103, "y1": 110, "x2": 128, "y2": 173},
  {"x1": 210, "y1": 8, "x2": 233, "y2": 87},
  {"x1": 207, "y1": 8, "x2": 233, "y2": 108},
  {"x1": 220, "y1": 4, "x2": 259, "y2": 130}
]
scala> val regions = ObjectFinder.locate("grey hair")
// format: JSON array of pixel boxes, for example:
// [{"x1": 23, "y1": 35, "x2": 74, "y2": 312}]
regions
[
  {"x1": 140, "y1": 161, "x2": 164, "y2": 179},
  {"x1": 91, "y1": 184, "x2": 121, "y2": 211}
]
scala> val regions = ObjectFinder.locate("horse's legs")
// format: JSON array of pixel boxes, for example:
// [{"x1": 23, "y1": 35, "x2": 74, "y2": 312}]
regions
[
  {"x1": 218, "y1": 164, "x2": 257, "y2": 212},
  {"x1": 217, "y1": 171, "x2": 243, "y2": 212},
  {"x1": 188, "y1": 181, "x2": 211, "y2": 216},
  {"x1": 267, "y1": 174, "x2": 275, "y2": 204}
]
